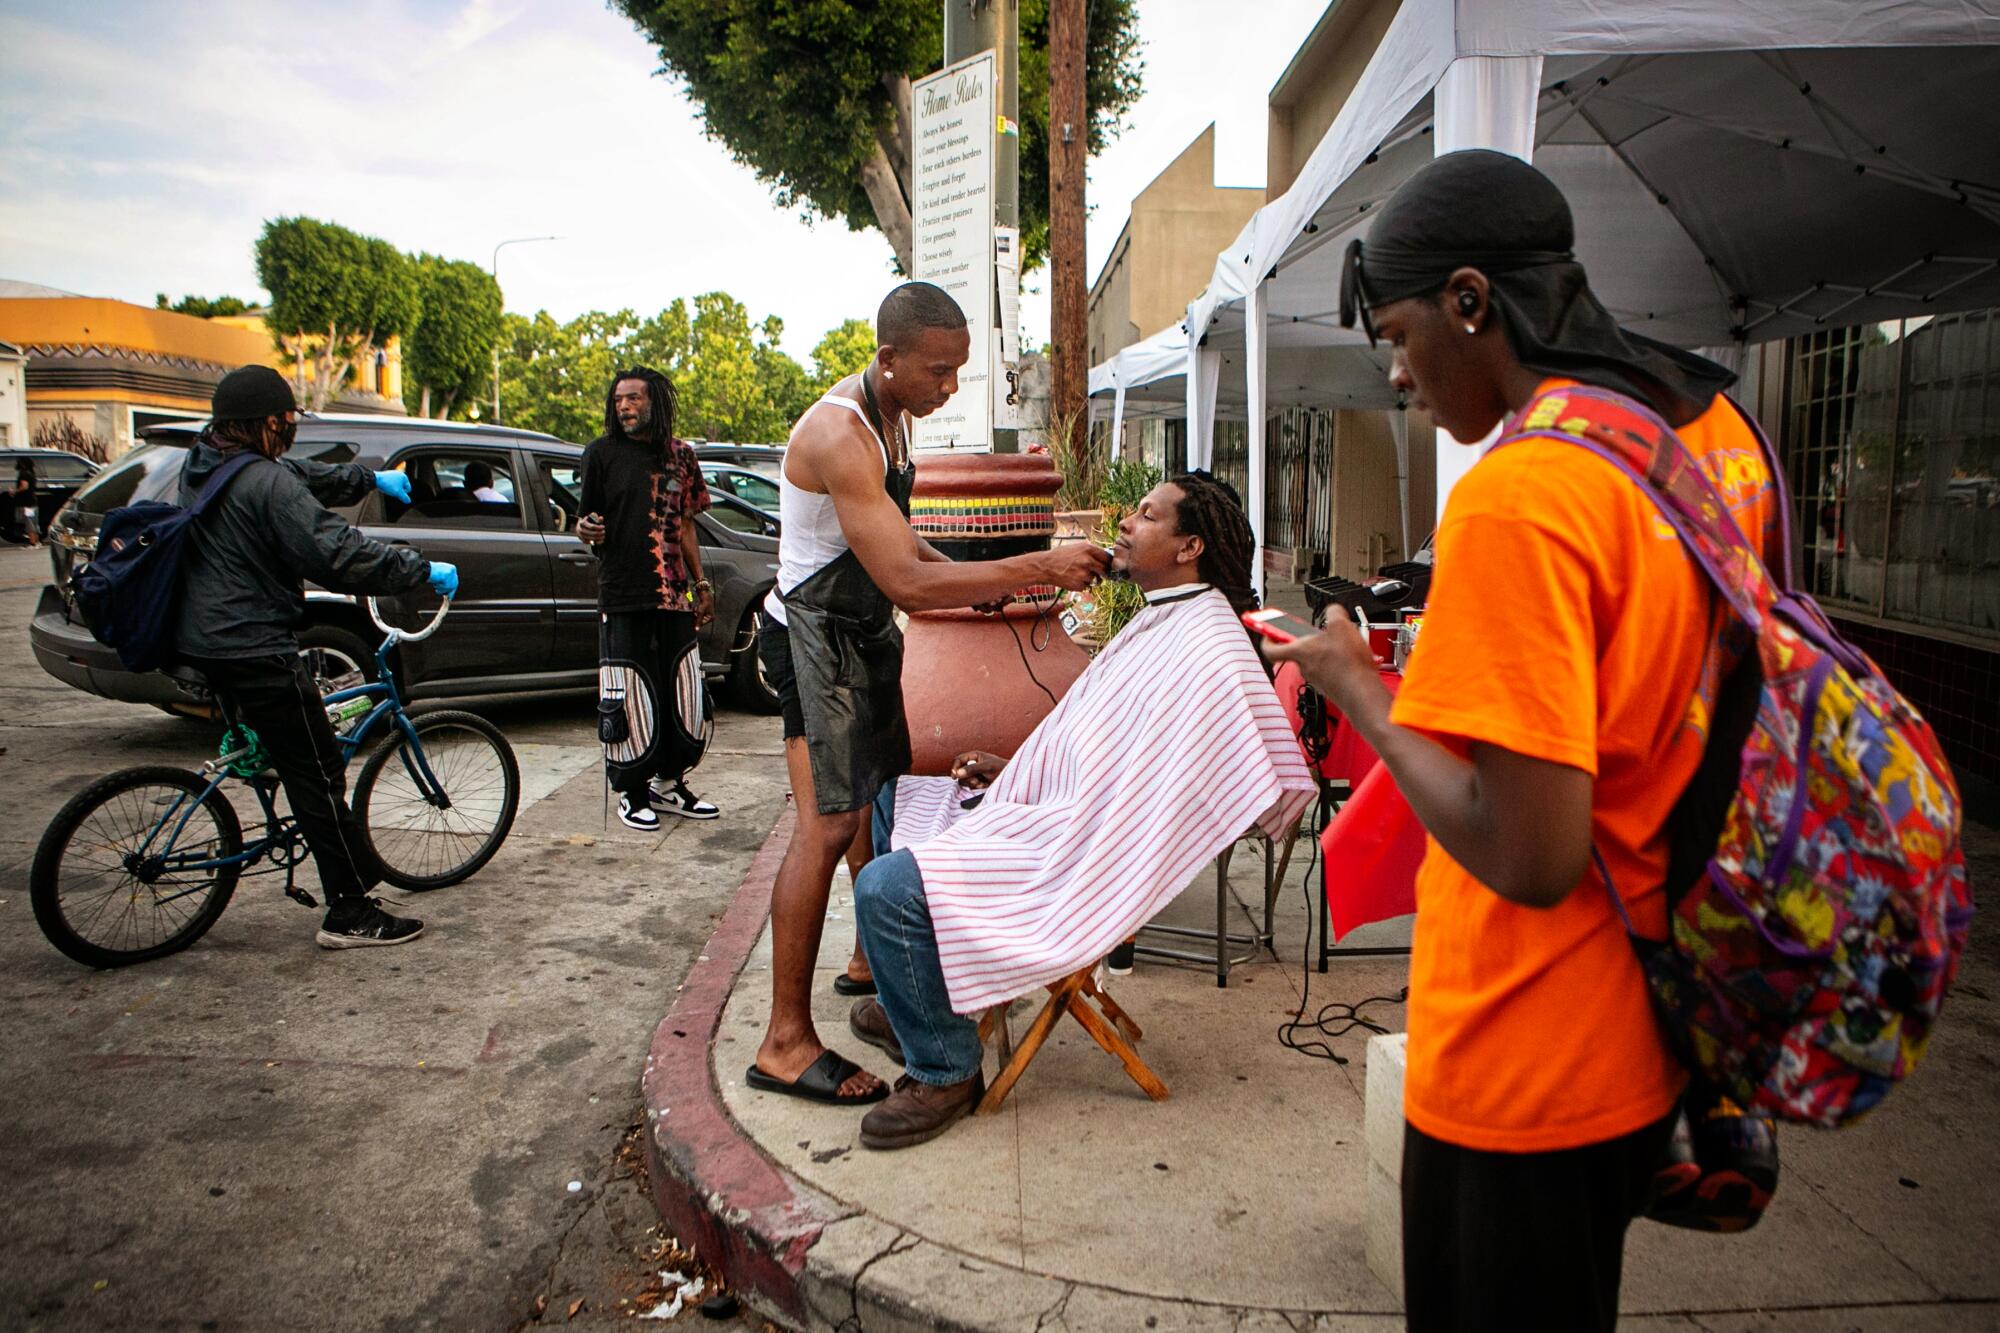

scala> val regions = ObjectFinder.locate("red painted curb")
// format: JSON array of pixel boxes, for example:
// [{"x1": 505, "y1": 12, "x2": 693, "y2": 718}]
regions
[{"x1": 641, "y1": 803, "x2": 851, "y2": 1326}]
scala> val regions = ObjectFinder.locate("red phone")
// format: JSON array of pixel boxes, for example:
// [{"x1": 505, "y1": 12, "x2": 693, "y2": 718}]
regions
[{"x1": 1241, "y1": 607, "x2": 1317, "y2": 644}]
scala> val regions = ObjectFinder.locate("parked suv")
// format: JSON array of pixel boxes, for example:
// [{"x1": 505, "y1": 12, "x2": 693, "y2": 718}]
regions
[
  {"x1": 30, "y1": 417, "x2": 782, "y2": 715},
  {"x1": 2, "y1": 447, "x2": 99, "y2": 543}
]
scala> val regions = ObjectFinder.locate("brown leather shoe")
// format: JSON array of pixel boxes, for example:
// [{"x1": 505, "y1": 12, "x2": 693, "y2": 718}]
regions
[
  {"x1": 858, "y1": 1071, "x2": 986, "y2": 1151},
  {"x1": 848, "y1": 997, "x2": 904, "y2": 1065}
]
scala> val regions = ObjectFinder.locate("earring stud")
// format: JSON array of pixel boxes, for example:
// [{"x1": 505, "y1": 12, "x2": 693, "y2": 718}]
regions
[
  {"x1": 884, "y1": 370, "x2": 894, "y2": 379},
  {"x1": 1464, "y1": 323, "x2": 1478, "y2": 334}
]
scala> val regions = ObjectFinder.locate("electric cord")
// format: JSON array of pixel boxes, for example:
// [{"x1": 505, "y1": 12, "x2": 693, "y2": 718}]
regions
[
  {"x1": 1276, "y1": 683, "x2": 1407, "y2": 1064},
  {"x1": 998, "y1": 586, "x2": 1066, "y2": 712}
]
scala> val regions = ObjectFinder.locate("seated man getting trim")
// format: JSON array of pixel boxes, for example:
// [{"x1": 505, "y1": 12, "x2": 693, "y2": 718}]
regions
[{"x1": 847, "y1": 474, "x2": 1316, "y2": 1149}]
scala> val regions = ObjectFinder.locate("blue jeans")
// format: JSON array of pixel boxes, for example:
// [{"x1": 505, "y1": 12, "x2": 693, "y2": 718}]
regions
[{"x1": 853, "y1": 846, "x2": 984, "y2": 1087}]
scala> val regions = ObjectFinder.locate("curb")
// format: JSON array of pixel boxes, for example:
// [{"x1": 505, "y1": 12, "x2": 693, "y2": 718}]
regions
[{"x1": 640, "y1": 804, "x2": 853, "y2": 1327}]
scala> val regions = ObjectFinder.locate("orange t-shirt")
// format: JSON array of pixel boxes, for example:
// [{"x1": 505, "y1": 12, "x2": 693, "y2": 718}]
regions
[{"x1": 1390, "y1": 379, "x2": 1776, "y2": 1153}]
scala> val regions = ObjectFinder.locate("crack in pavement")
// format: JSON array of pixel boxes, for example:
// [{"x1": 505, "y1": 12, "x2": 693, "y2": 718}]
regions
[
  {"x1": 1032, "y1": 1280, "x2": 1076, "y2": 1333},
  {"x1": 527, "y1": 1151, "x2": 623, "y2": 1318},
  {"x1": 842, "y1": 1230, "x2": 918, "y2": 1331}
]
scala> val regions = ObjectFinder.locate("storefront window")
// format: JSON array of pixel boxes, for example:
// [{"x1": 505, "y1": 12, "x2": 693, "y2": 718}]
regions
[{"x1": 1787, "y1": 311, "x2": 2000, "y2": 640}]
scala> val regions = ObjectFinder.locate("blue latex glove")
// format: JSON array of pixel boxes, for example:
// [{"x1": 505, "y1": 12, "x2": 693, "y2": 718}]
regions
[
  {"x1": 426, "y1": 561, "x2": 459, "y2": 599},
  {"x1": 374, "y1": 470, "x2": 413, "y2": 504}
]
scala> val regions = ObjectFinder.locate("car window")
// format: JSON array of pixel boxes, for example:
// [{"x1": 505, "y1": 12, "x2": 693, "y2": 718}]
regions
[
  {"x1": 377, "y1": 450, "x2": 524, "y2": 530},
  {"x1": 34, "y1": 457, "x2": 94, "y2": 483},
  {"x1": 71, "y1": 444, "x2": 187, "y2": 510},
  {"x1": 539, "y1": 457, "x2": 583, "y2": 534},
  {"x1": 705, "y1": 493, "x2": 774, "y2": 537},
  {"x1": 701, "y1": 465, "x2": 780, "y2": 512},
  {"x1": 293, "y1": 438, "x2": 358, "y2": 465}
]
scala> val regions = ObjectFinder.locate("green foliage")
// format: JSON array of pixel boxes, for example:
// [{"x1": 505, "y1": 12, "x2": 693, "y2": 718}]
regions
[
  {"x1": 809, "y1": 318, "x2": 878, "y2": 392},
  {"x1": 1050, "y1": 407, "x2": 1106, "y2": 511},
  {"x1": 155, "y1": 293, "x2": 252, "y2": 318},
  {"x1": 402, "y1": 254, "x2": 503, "y2": 419},
  {"x1": 496, "y1": 300, "x2": 860, "y2": 444},
  {"x1": 255, "y1": 217, "x2": 420, "y2": 409},
  {"x1": 1098, "y1": 457, "x2": 1160, "y2": 512},
  {"x1": 613, "y1": 0, "x2": 1142, "y2": 270}
]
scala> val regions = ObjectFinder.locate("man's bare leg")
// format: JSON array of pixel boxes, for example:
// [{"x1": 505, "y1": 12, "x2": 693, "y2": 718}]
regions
[
  {"x1": 754, "y1": 736, "x2": 882, "y2": 1097},
  {"x1": 841, "y1": 817, "x2": 874, "y2": 987}
]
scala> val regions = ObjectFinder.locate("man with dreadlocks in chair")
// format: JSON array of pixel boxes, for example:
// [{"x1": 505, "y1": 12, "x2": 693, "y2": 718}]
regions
[
  {"x1": 841, "y1": 472, "x2": 1317, "y2": 1148},
  {"x1": 577, "y1": 367, "x2": 720, "y2": 831}
]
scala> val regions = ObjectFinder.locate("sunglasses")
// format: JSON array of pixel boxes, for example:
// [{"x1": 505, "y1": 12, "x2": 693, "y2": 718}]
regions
[{"x1": 1339, "y1": 239, "x2": 1380, "y2": 347}]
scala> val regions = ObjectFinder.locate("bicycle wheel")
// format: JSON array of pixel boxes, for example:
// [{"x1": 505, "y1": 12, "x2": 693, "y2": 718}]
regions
[
  {"x1": 354, "y1": 709, "x2": 519, "y2": 890},
  {"x1": 31, "y1": 766, "x2": 244, "y2": 968}
]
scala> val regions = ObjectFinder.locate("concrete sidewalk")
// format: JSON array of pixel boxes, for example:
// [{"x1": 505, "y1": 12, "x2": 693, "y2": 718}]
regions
[{"x1": 648, "y1": 809, "x2": 2000, "y2": 1331}]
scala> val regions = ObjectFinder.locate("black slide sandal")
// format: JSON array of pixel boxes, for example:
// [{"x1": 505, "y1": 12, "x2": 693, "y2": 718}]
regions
[
  {"x1": 743, "y1": 1049, "x2": 889, "y2": 1105},
  {"x1": 832, "y1": 974, "x2": 877, "y2": 997}
]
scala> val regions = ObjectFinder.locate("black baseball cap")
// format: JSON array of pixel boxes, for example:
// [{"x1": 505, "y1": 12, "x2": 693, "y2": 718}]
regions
[{"x1": 211, "y1": 365, "x2": 296, "y2": 422}]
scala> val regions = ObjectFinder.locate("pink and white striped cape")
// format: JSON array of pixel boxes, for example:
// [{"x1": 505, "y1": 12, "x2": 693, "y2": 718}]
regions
[{"x1": 891, "y1": 587, "x2": 1316, "y2": 1015}]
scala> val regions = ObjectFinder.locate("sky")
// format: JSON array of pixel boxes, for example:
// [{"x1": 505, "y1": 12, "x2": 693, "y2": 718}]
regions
[{"x1": 0, "y1": 0, "x2": 1326, "y2": 365}]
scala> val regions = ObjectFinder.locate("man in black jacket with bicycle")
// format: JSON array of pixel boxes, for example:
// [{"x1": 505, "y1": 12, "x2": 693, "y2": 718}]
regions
[{"x1": 176, "y1": 366, "x2": 454, "y2": 949}]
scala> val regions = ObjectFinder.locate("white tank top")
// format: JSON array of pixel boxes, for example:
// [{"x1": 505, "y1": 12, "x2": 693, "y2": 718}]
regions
[{"x1": 763, "y1": 394, "x2": 893, "y2": 626}]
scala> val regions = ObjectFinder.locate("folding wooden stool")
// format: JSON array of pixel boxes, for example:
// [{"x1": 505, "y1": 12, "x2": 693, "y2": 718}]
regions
[{"x1": 973, "y1": 965, "x2": 1169, "y2": 1115}]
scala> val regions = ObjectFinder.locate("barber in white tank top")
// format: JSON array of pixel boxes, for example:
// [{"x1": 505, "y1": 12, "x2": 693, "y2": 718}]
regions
[
  {"x1": 761, "y1": 394, "x2": 893, "y2": 627},
  {"x1": 746, "y1": 281, "x2": 1111, "y2": 1112}
]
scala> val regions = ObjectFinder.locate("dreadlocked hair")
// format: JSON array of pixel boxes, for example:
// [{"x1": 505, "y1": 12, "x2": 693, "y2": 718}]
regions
[
  {"x1": 1169, "y1": 471, "x2": 1258, "y2": 618},
  {"x1": 605, "y1": 366, "x2": 678, "y2": 446}
]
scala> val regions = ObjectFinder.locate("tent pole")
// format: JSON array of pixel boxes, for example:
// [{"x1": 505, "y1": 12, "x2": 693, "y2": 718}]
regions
[
  {"x1": 1247, "y1": 282, "x2": 1269, "y2": 601},
  {"x1": 1432, "y1": 54, "x2": 1544, "y2": 516}
]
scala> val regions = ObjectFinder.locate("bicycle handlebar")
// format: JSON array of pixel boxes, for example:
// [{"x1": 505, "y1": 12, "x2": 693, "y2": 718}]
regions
[{"x1": 366, "y1": 596, "x2": 452, "y2": 643}]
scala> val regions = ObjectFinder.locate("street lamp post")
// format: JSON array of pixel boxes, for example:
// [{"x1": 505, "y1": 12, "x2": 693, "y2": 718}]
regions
[{"x1": 490, "y1": 235, "x2": 561, "y2": 424}]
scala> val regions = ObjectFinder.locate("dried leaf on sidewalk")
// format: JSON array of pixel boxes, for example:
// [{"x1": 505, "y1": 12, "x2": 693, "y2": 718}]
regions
[{"x1": 567, "y1": 1296, "x2": 585, "y2": 1319}]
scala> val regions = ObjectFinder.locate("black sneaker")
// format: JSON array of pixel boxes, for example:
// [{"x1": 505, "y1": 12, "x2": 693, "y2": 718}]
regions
[
  {"x1": 618, "y1": 793, "x2": 661, "y2": 831},
  {"x1": 1105, "y1": 939, "x2": 1136, "y2": 975},
  {"x1": 316, "y1": 897, "x2": 424, "y2": 950},
  {"x1": 650, "y1": 780, "x2": 720, "y2": 820}
]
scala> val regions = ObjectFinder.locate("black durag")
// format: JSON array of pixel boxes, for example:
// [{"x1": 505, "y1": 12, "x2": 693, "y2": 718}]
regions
[{"x1": 1340, "y1": 149, "x2": 1734, "y2": 427}]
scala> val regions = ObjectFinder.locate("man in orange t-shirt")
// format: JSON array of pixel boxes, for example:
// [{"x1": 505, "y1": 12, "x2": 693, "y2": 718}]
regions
[{"x1": 1272, "y1": 151, "x2": 1773, "y2": 1333}]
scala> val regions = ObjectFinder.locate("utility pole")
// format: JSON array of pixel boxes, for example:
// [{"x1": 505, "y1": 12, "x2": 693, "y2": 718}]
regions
[
  {"x1": 943, "y1": 0, "x2": 1019, "y2": 452},
  {"x1": 1047, "y1": 0, "x2": 1087, "y2": 465},
  {"x1": 490, "y1": 235, "x2": 560, "y2": 424}
]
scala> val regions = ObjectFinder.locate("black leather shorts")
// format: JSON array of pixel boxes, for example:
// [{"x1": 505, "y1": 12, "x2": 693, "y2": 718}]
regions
[{"x1": 757, "y1": 619, "x2": 806, "y2": 740}]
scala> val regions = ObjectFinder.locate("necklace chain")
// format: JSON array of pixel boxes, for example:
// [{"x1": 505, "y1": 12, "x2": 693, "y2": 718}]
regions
[{"x1": 862, "y1": 367, "x2": 909, "y2": 469}]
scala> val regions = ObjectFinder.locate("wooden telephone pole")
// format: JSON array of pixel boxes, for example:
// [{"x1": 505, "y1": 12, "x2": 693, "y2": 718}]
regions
[{"x1": 1048, "y1": 0, "x2": 1087, "y2": 458}]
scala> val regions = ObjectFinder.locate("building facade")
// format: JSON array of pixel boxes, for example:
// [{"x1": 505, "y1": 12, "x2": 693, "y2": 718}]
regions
[{"x1": 0, "y1": 283, "x2": 404, "y2": 459}]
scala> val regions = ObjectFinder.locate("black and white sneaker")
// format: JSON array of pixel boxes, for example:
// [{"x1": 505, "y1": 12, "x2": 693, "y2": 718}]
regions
[
  {"x1": 618, "y1": 794, "x2": 661, "y2": 831},
  {"x1": 650, "y1": 781, "x2": 720, "y2": 820},
  {"x1": 316, "y1": 897, "x2": 425, "y2": 950}
]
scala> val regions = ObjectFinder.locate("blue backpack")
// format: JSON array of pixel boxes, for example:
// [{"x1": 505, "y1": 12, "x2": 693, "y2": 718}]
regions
[{"x1": 71, "y1": 451, "x2": 262, "y2": 671}]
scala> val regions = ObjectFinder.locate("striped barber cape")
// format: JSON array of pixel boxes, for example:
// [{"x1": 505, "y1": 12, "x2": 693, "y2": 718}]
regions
[{"x1": 892, "y1": 585, "x2": 1316, "y2": 1015}]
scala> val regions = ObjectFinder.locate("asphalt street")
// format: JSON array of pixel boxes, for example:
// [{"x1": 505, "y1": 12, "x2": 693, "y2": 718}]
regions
[{"x1": 0, "y1": 543, "x2": 785, "y2": 1331}]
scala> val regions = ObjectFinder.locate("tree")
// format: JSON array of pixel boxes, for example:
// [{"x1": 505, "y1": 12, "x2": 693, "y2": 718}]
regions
[
  {"x1": 613, "y1": 0, "x2": 1142, "y2": 273},
  {"x1": 809, "y1": 318, "x2": 878, "y2": 392},
  {"x1": 155, "y1": 293, "x2": 252, "y2": 318},
  {"x1": 402, "y1": 254, "x2": 503, "y2": 419},
  {"x1": 495, "y1": 298, "x2": 857, "y2": 445},
  {"x1": 255, "y1": 216, "x2": 420, "y2": 410}
]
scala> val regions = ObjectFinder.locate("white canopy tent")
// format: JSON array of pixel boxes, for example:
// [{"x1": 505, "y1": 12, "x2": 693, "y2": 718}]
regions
[{"x1": 1139, "y1": 0, "x2": 2000, "y2": 594}]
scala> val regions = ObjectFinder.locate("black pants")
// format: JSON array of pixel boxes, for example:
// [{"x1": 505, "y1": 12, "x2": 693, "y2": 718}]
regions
[
  {"x1": 1401, "y1": 1112, "x2": 1676, "y2": 1333},
  {"x1": 185, "y1": 652, "x2": 379, "y2": 903},
  {"x1": 599, "y1": 608, "x2": 704, "y2": 797}
]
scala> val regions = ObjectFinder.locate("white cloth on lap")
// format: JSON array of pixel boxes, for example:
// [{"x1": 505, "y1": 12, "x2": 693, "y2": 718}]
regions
[{"x1": 892, "y1": 587, "x2": 1316, "y2": 1015}]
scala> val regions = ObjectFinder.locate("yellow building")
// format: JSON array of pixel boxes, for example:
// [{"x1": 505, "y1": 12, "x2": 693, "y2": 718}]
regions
[{"x1": 0, "y1": 280, "x2": 404, "y2": 458}]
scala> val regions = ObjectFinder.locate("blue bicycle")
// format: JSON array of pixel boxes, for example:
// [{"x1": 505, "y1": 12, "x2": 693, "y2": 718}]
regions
[{"x1": 30, "y1": 598, "x2": 520, "y2": 968}]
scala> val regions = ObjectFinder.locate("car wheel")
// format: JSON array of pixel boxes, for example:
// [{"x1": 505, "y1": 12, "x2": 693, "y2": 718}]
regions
[
  {"x1": 298, "y1": 624, "x2": 377, "y2": 696},
  {"x1": 728, "y1": 604, "x2": 781, "y2": 714}
]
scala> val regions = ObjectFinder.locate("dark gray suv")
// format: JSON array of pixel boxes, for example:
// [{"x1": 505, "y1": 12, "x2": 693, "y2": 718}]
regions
[{"x1": 30, "y1": 416, "x2": 782, "y2": 715}]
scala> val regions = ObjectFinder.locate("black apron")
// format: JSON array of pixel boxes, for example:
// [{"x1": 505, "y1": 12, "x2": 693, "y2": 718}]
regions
[{"x1": 781, "y1": 445, "x2": 915, "y2": 815}]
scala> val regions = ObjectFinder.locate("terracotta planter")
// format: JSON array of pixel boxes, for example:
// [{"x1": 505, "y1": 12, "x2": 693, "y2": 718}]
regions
[{"x1": 902, "y1": 454, "x2": 1090, "y2": 774}]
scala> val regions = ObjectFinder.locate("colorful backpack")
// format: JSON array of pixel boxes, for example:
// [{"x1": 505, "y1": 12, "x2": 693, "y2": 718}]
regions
[{"x1": 1498, "y1": 385, "x2": 1973, "y2": 1128}]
